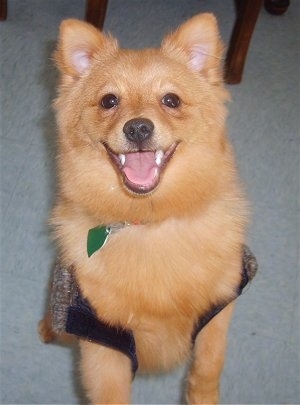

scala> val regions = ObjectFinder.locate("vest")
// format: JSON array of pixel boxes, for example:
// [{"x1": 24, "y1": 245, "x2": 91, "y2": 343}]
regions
[{"x1": 51, "y1": 245, "x2": 257, "y2": 376}]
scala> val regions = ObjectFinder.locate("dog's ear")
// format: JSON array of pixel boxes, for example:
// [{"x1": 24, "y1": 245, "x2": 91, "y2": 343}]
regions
[
  {"x1": 162, "y1": 13, "x2": 224, "y2": 83},
  {"x1": 54, "y1": 19, "x2": 117, "y2": 79}
]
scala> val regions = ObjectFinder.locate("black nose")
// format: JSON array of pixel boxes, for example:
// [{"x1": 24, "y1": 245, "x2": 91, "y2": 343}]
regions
[{"x1": 123, "y1": 118, "x2": 154, "y2": 144}]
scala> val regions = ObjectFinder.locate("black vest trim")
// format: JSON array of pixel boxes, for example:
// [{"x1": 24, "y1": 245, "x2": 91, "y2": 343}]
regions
[
  {"x1": 191, "y1": 245, "x2": 258, "y2": 343},
  {"x1": 65, "y1": 288, "x2": 138, "y2": 375}
]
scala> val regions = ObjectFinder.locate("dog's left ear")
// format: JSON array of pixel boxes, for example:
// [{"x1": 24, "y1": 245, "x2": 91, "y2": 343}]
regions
[{"x1": 162, "y1": 13, "x2": 224, "y2": 83}]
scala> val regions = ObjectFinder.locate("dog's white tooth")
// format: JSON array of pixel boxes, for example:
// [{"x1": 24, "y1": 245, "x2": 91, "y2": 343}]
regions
[
  {"x1": 119, "y1": 154, "x2": 126, "y2": 166},
  {"x1": 155, "y1": 150, "x2": 164, "y2": 166}
]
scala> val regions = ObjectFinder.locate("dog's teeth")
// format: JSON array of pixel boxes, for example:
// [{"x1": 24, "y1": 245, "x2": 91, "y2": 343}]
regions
[
  {"x1": 155, "y1": 150, "x2": 164, "y2": 166},
  {"x1": 119, "y1": 154, "x2": 126, "y2": 166}
]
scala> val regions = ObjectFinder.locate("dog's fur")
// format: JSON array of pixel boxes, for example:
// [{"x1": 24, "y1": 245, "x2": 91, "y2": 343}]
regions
[{"x1": 40, "y1": 14, "x2": 248, "y2": 404}]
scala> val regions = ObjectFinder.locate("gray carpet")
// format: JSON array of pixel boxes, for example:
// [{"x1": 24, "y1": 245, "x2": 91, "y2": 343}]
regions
[{"x1": 1, "y1": 0, "x2": 299, "y2": 404}]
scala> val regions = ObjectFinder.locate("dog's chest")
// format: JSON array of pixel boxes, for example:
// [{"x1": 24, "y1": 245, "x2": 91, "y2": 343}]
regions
[{"x1": 72, "y1": 217, "x2": 233, "y2": 334}]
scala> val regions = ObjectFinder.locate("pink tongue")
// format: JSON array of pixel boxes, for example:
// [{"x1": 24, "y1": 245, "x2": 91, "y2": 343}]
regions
[{"x1": 123, "y1": 151, "x2": 158, "y2": 186}]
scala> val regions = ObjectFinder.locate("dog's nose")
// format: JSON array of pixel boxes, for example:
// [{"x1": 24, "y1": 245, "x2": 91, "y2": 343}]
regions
[{"x1": 123, "y1": 118, "x2": 154, "y2": 144}]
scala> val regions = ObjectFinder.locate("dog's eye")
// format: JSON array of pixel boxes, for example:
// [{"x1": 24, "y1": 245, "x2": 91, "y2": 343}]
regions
[
  {"x1": 161, "y1": 93, "x2": 180, "y2": 109},
  {"x1": 101, "y1": 94, "x2": 119, "y2": 109}
]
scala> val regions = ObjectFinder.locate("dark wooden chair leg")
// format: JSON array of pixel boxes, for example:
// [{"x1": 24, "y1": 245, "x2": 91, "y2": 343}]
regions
[
  {"x1": 0, "y1": 0, "x2": 7, "y2": 21},
  {"x1": 225, "y1": 0, "x2": 263, "y2": 84},
  {"x1": 264, "y1": 0, "x2": 290, "y2": 15},
  {"x1": 85, "y1": 0, "x2": 108, "y2": 30}
]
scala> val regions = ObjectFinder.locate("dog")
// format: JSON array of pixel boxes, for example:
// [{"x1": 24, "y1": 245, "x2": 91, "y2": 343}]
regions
[{"x1": 39, "y1": 13, "x2": 250, "y2": 404}]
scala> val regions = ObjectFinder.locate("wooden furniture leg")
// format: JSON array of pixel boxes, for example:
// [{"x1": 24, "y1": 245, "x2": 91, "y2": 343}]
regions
[
  {"x1": 1, "y1": 0, "x2": 265, "y2": 85},
  {"x1": 85, "y1": 0, "x2": 108, "y2": 29},
  {"x1": 0, "y1": 0, "x2": 7, "y2": 21},
  {"x1": 85, "y1": 0, "x2": 263, "y2": 85},
  {"x1": 224, "y1": 0, "x2": 263, "y2": 84},
  {"x1": 264, "y1": 0, "x2": 290, "y2": 15}
]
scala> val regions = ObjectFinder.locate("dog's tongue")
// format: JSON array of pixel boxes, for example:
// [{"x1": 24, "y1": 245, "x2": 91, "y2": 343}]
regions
[{"x1": 123, "y1": 151, "x2": 158, "y2": 186}]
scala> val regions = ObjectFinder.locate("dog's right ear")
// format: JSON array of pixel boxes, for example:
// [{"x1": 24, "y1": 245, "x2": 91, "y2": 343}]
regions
[
  {"x1": 54, "y1": 19, "x2": 117, "y2": 79},
  {"x1": 162, "y1": 13, "x2": 224, "y2": 84}
]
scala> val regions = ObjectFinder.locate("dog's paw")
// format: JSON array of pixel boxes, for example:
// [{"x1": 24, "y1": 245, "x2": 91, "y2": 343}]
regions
[
  {"x1": 186, "y1": 386, "x2": 219, "y2": 405},
  {"x1": 38, "y1": 317, "x2": 55, "y2": 343},
  {"x1": 186, "y1": 393, "x2": 218, "y2": 405}
]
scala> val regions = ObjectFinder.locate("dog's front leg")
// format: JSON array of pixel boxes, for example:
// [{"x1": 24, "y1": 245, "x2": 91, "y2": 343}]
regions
[
  {"x1": 187, "y1": 303, "x2": 235, "y2": 405},
  {"x1": 80, "y1": 341, "x2": 132, "y2": 404}
]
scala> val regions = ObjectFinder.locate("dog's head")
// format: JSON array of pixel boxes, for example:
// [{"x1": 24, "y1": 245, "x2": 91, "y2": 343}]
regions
[{"x1": 54, "y1": 14, "x2": 232, "y2": 223}]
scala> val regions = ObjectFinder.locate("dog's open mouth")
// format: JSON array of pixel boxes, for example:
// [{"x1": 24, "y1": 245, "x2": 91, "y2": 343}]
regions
[{"x1": 105, "y1": 143, "x2": 178, "y2": 194}]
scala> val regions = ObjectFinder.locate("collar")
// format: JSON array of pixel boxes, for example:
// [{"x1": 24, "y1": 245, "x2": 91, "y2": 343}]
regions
[
  {"x1": 87, "y1": 221, "x2": 144, "y2": 257},
  {"x1": 87, "y1": 223, "x2": 130, "y2": 257}
]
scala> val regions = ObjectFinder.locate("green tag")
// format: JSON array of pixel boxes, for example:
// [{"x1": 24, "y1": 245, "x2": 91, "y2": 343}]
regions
[{"x1": 87, "y1": 226, "x2": 111, "y2": 257}]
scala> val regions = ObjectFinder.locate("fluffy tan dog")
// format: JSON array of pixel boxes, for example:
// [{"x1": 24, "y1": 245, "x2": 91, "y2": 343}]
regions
[{"x1": 42, "y1": 13, "x2": 248, "y2": 404}]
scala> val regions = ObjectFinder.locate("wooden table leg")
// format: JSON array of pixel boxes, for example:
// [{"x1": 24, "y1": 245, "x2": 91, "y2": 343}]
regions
[
  {"x1": 225, "y1": 0, "x2": 263, "y2": 84},
  {"x1": 0, "y1": 0, "x2": 7, "y2": 21},
  {"x1": 264, "y1": 0, "x2": 290, "y2": 15},
  {"x1": 85, "y1": 0, "x2": 108, "y2": 30}
]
